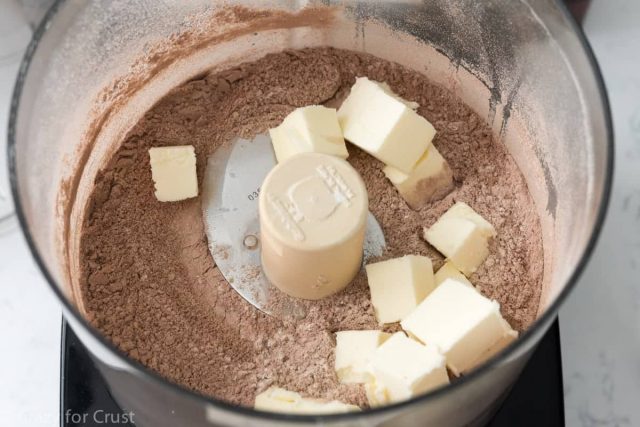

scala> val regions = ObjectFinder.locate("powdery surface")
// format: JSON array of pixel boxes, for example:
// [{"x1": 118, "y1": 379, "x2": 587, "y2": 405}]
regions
[{"x1": 79, "y1": 47, "x2": 543, "y2": 407}]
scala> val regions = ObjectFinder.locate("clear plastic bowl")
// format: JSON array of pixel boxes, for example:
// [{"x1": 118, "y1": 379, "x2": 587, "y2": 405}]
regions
[{"x1": 9, "y1": 1, "x2": 612, "y2": 426}]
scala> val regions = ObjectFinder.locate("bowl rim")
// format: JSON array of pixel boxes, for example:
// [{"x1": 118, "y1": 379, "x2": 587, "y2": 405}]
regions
[{"x1": 8, "y1": 0, "x2": 614, "y2": 423}]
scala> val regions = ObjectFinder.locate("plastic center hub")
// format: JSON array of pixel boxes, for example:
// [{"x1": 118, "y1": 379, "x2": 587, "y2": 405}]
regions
[
  {"x1": 201, "y1": 134, "x2": 386, "y2": 319},
  {"x1": 259, "y1": 153, "x2": 369, "y2": 300}
]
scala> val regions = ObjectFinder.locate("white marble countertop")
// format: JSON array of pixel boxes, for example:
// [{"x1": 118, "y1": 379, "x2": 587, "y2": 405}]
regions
[
  {"x1": 0, "y1": 3, "x2": 61, "y2": 426},
  {"x1": 559, "y1": 1, "x2": 640, "y2": 425},
  {"x1": 0, "y1": 1, "x2": 638, "y2": 426}
]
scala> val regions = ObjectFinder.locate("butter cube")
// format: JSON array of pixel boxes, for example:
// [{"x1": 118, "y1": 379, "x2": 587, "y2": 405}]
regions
[
  {"x1": 378, "y1": 82, "x2": 420, "y2": 110},
  {"x1": 401, "y1": 279, "x2": 517, "y2": 376},
  {"x1": 435, "y1": 261, "x2": 473, "y2": 287},
  {"x1": 269, "y1": 105, "x2": 348, "y2": 163},
  {"x1": 254, "y1": 387, "x2": 360, "y2": 414},
  {"x1": 148, "y1": 145, "x2": 198, "y2": 202},
  {"x1": 371, "y1": 332, "x2": 449, "y2": 403},
  {"x1": 423, "y1": 202, "x2": 496, "y2": 276},
  {"x1": 473, "y1": 318, "x2": 518, "y2": 367},
  {"x1": 384, "y1": 145, "x2": 454, "y2": 210},
  {"x1": 364, "y1": 380, "x2": 391, "y2": 408},
  {"x1": 365, "y1": 255, "x2": 436, "y2": 324},
  {"x1": 335, "y1": 330, "x2": 391, "y2": 384},
  {"x1": 338, "y1": 77, "x2": 436, "y2": 173}
]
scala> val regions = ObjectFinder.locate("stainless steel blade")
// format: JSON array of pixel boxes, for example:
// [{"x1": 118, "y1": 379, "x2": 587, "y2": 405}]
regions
[{"x1": 201, "y1": 134, "x2": 385, "y2": 319}]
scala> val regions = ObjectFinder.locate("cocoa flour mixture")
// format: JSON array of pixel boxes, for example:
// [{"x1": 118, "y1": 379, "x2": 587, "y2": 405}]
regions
[{"x1": 79, "y1": 47, "x2": 543, "y2": 407}]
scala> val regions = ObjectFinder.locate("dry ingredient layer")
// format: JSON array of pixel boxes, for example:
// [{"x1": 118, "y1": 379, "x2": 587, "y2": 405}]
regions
[{"x1": 79, "y1": 47, "x2": 543, "y2": 407}]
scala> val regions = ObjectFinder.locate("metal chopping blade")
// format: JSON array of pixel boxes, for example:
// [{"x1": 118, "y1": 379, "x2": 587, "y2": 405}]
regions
[{"x1": 201, "y1": 134, "x2": 386, "y2": 319}]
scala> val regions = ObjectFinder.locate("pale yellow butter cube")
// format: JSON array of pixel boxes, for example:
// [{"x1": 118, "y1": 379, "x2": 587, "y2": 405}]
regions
[
  {"x1": 423, "y1": 202, "x2": 496, "y2": 276},
  {"x1": 148, "y1": 145, "x2": 198, "y2": 202},
  {"x1": 338, "y1": 77, "x2": 435, "y2": 173},
  {"x1": 269, "y1": 105, "x2": 348, "y2": 163},
  {"x1": 254, "y1": 387, "x2": 360, "y2": 414},
  {"x1": 378, "y1": 81, "x2": 420, "y2": 110},
  {"x1": 401, "y1": 279, "x2": 516, "y2": 376},
  {"x1": 335, "y1": 330, "x2": 391, "y2": 384},
  {"x1": 435, "y1": 261, "x2": 473, "y2": 287},
  {"x1": 383, "y1": 145, "x2": 454, "y2": 210},
  {"x1": 436, "y1": 201, "x2": 496, "y2": 234},
  {"x1": 371, "y1": 332, "x2": 449, "y2": 403},
  {"x1": 364, "y1": 380, "x2": 391, "y2": 408},
  {"x1": 473, "y1": 318, "x2": 518, "y2": 367},
  {"x1": 365, "y1": 255, "x2": 435, "y2": 324}
]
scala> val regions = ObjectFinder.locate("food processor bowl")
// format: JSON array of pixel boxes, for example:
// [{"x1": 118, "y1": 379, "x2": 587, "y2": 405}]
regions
[{"x1": 9, "y1": 0, "x2": 612, "y2": 426}]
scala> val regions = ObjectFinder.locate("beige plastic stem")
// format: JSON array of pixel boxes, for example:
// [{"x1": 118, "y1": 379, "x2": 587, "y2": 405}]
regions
[{"x1": 259, "y1": 153, "x2": 368, "y2": 300}]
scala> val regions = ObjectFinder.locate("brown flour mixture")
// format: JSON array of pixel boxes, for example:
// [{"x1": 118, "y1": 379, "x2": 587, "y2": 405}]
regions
[{"x1": 79, "y1": 47, "x2": 543, "y2": 407}]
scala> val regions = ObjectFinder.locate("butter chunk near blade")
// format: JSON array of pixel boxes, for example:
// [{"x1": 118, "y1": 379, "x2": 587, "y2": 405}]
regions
[
  {"x1": 371, "y1": 332, "x2": 449, "y2": 403},
  {"x1": 424, "y1": 202, "x2": 496, "y2": 276},
  {"x1": 400, "y1": 279, "x2": 517, "y2": 376},
  {"x1": 335, "y1": 330, "x2": 391, "y2": 384},
  {"x1": 365, "y1": 255, "x2": 436, "y2": 324},
  {"x1": 269, "y1": 105, "x2": 348, "y2": 163},
  {"x1": 364, "y1": 380, "x2": 391, "y2": 408},
  {"x1": 338, "y1": 77, "x2": 435, "y2": 173},
  {"x1": 384, "y1": 145, "x2": 455, "y2": 210},
  {"x1": 435, "y1": 261, "x2": 473, "y2": 287},
  {"x1": 254, "y1": 387, "x2": 360, "y2": 414},
  {"x1": 148, "y1": 145, "x2": 198, "y2": 202}
]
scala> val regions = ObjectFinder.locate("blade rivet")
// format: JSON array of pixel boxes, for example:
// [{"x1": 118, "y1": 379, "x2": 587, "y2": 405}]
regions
[{"x1": 243, "y1": 234, "x2": 259, "y2": 249}]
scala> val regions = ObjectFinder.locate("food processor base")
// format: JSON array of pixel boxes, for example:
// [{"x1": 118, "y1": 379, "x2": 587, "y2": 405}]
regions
[{"x1": 60, "y1": 320, "x2": 564, "y2": 427}]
